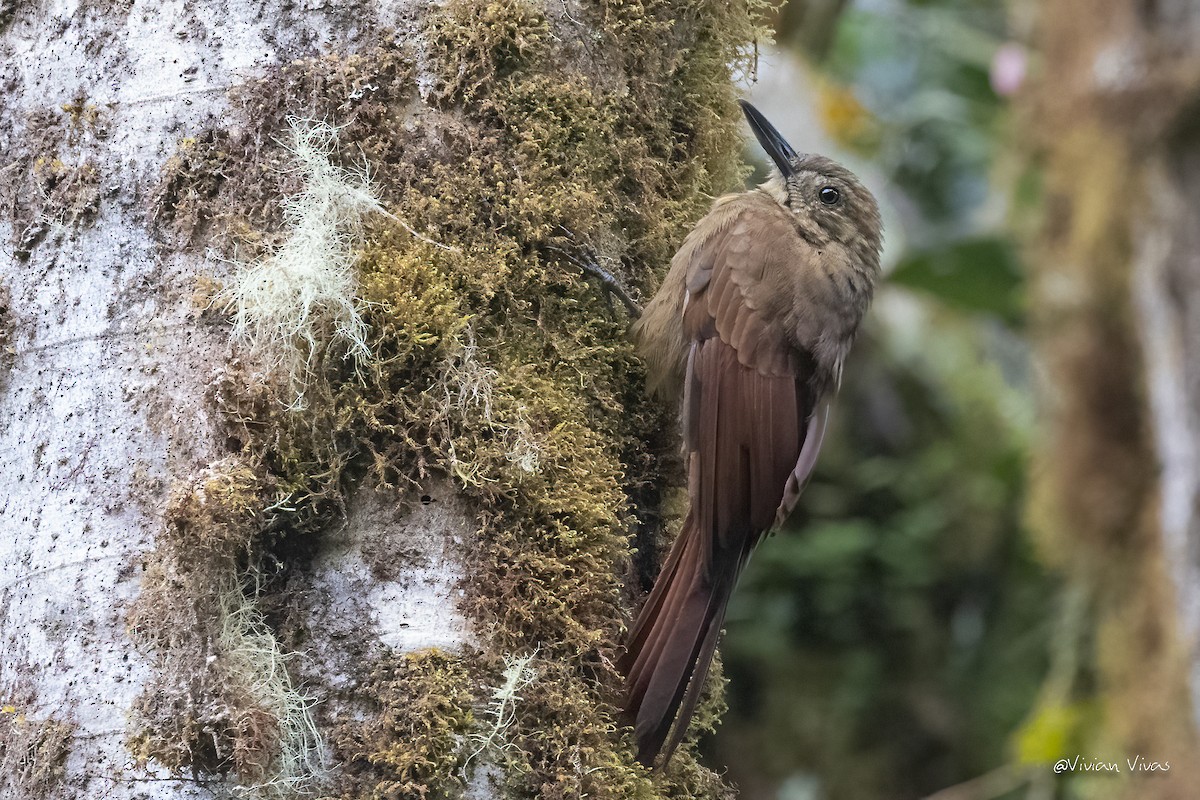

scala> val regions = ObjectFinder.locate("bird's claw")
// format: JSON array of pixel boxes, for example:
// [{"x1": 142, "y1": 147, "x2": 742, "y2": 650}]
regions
[{"x1": 550, "y1": 229, "x2": 643, "y2": 319}]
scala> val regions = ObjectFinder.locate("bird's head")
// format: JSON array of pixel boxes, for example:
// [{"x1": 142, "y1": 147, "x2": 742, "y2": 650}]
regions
[{"x1": 740, "y1": 100, "x2": 883, "y2": 273}]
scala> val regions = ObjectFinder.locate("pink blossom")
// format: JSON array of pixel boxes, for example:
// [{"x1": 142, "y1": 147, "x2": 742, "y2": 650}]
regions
[{"x1": 991, "y1": 43, "x2": 1028, "y2": 97}]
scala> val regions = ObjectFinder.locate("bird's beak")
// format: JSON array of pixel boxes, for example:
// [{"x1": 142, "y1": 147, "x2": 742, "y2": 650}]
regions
[{"x1": 739, "y1": 100, "x2": 799, "y2": 179}]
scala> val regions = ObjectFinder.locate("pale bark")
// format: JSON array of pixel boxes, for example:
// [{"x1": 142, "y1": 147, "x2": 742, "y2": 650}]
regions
[
  {"x1": 1136, "y1": 148, "x2": 1200, "y2": 729},
  {"x1": 0, "y1": 2, "x2": 468, "y2": 798}
]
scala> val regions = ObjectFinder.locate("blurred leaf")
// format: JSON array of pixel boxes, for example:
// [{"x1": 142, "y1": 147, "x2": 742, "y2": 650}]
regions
[
  {"x1": 1012, "y1": 700, "x2": 1092, "y2": 764},
  {"x1": 787, "y1": 520, "x2": 875, "y2": 574},
  {"x1": 889, "y1": 236, "x2": 1023, "y2": 323}
]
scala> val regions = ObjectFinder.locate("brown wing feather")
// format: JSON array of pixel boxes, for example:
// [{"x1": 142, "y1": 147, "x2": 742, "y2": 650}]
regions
[{"x1": 622, "y1": 196, "x2": 831, "y2": 766}]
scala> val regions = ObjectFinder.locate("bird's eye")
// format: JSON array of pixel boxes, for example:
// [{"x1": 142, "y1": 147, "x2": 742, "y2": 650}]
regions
[{"x1": 819, "y1": 186, "x2": 840, "y2": 205}]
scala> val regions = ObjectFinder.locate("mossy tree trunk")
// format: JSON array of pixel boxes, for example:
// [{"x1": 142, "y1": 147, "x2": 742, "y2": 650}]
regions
[
  {"x1": 1025, "y1": 0, "x2": 1200, "y2": 792},
  {"x1": 0, "y1": 1, "x2": 763, "y2": 798}
]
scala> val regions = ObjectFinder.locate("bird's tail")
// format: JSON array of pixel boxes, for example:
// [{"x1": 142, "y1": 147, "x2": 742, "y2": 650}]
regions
[{"x1": 620, "y1": 511, "x2": 742, "y2": 767}]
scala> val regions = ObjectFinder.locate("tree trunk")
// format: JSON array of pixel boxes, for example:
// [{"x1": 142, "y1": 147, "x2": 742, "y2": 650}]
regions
[
  {"x1": 1027, "y1": 0, "x2": 1200, "y2": 792},
  {"x1": 0, "y1": 1, "x2": 762, "y2": 797}
]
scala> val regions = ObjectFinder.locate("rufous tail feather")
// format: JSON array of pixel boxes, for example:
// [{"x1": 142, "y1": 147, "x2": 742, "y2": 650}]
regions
[{"x1": 620, "y1": 512, "x2": 745, "y2": 766}]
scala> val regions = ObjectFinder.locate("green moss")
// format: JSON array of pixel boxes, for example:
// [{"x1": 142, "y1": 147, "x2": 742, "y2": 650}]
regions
[
  {"x1": 503, "y1": 659, "x2": 658, "y2": 800},
  {"x1": 140, "y1": 0, "x2": 773, "y2": 795},
  {"x1": 427, "y1": 0, "x2": 551, "y2": 102},
  {"x1": 332, "y1": 650, "x2": 477, "y2": 799}
]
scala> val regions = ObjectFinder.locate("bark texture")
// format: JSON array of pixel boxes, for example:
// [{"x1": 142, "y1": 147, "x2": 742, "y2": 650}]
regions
[
  {"x1": 1027, "y1": 0, "x2": 1200, "y2": 793},
  {"x1": 0, "y1": 0, "x2": 764, "y2": 797}
]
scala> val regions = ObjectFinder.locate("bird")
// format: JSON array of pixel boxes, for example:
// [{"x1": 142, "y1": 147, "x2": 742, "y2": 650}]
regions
[{"x1": 619, "y1": 100, "x2": 883, "y2": 768}]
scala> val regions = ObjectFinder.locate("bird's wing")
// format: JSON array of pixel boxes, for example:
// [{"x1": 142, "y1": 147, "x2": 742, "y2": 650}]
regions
[{"x1": 682, "y1": 197, "x2": 820, "y2": 544}]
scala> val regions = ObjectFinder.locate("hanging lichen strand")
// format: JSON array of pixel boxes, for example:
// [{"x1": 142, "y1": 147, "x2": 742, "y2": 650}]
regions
[{"x1": 142, "y1": 0, "x2": 769, "y2": 796}]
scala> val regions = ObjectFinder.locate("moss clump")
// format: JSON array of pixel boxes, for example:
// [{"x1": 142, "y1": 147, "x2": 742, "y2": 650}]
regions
[
  {"x1": 459, "y1": 652, "x2": 730, "y2": 800},
  {"x1": 460, "y1": 340, "x2": 634, "y2": 655},
  {"x1": 0, "y1": 706, "x2": 74, "y2": 798},
  {"x1": 332, "y1": 649, "x2": 477, "y2": 799},
  {"x1": 0, "y1": 100, "x2": 105, "y2": 259},
  {"x1": 28, "y1": 156, "x2": 100, "y2": 227},
  {"x1": 157, "y1": 456, "x2": 262, "y2": 557},
  {"x1": 127, "y1": 458, "x2": 326, "y2": 795},
  {"x1": 127, "y1": 458, "x2": 264, "y2": 775},
  {"x1": 151, "y1": 46, "x2": 415, "y2": 256},
  {"x1": 152, "y1": 131, "x2": 243, "y2": 246},
  {"x1": 502, "y1": 658, "x2": 658, "y2": 799},
  {"x1": 142, "y1": 0, "x2": 772, "y2": 795},
  {"x1": 427, "y1": 0, "x2": 551, "y2": 102}
]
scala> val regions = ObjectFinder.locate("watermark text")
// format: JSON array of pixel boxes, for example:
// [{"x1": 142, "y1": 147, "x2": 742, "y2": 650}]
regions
[{"x1": 1052, "y1": 755, "x2": 1170, "y2": 775}]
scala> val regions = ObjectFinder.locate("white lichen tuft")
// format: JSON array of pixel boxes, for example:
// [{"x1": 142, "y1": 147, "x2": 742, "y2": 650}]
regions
[
  {"x1": 462, "y1": 651, "x2": 539, "y2": 777},
  {"x1": 219, "y1": 579, "x2": 329, "y2": 799},
  {"x1": 443, "y1": 326, "x2": 498, "y2": 424},
  {"x1": 442, "y1": 325, "x2": 501, "y2": 487},
  {"x1": 221, "y1": 118, "x2": 379, "y2": 393},
  {"x1": 504, "y1": 405, "x2": 541, "y2": 474}
]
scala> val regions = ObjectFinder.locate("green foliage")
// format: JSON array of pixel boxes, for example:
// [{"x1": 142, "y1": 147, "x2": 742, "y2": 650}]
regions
[
  {"x1": 822, "y1": 3, "x2": 1008, "y2": 233},
  {"x1": 889, "y1": 236, "x2": 1023, "y2": 323}
]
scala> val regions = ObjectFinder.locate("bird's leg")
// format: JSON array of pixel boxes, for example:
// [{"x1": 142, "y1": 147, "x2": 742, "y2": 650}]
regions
[
  {"x1": 549, "y1": 232, "x2": 643, "y2": 319},
  {"x1": 576, "y1": 249, "x2": 643, "y2": 319}
]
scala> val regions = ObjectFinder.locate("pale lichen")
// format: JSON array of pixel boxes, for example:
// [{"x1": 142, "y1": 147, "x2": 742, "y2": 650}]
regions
[{"x1": 221, "y1": 118, "x2": 381, "y2": 395}]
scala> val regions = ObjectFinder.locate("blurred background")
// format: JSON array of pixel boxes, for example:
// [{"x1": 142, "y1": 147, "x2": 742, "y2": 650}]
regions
[{"x1": 712, "y1": 1, "x2": 1200, "y2": 798}]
